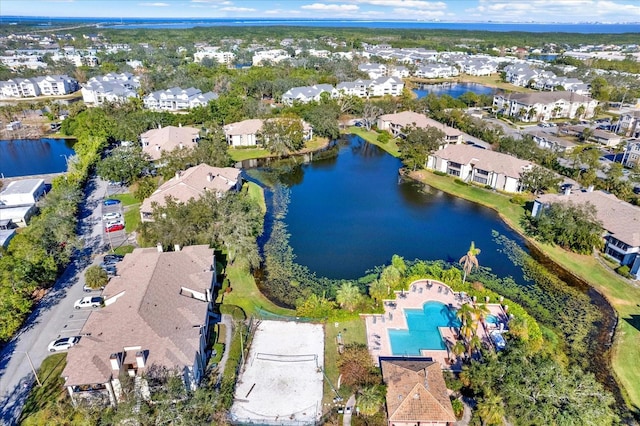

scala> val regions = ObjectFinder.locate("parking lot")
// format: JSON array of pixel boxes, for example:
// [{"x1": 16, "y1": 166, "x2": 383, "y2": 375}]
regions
[{"x1": 102, "y1": 198, "x2": 127, "y2": 250}]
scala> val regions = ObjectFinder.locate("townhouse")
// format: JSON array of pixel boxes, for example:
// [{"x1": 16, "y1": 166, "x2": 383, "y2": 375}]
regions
[
  {"x1": 493, "y1": 91, "x2": 598, "y2": 122},
  {"x1": 0, "y1": 75, "x2": 78, "y2": 99},
  {"x1": 143, "y1": 87, "x2": 218, "y2": 111},
  {"x1": 81, "y1": 73, "x2": 140, "y2": 106},
  {"x1": 140, "y1": 125, "x2": 200, "y2": 161},
  {"x1": 223, "y1": 118, "x2": 313, "y2": 147},
  {"x1": 377, "y1": 111, "x2": 463, "y2": 145}
]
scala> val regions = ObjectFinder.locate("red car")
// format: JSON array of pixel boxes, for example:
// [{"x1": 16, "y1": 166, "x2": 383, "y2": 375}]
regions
[{"x1": 105, "y1": 223, "x2": 125, "y2": 233}]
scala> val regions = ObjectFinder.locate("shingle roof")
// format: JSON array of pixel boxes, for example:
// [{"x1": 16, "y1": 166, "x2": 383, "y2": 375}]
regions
[
  {"x1": 432, "y1": 144, "x2": 533, "y2": 179},
  {"x1": 62, "y1": 245, "x2": 214, "y2": 387},
  {"x1": 140, "y1": 125, "x2": 200, "y2": 160},
  {"x1": 505, "y1": 90, "x2": 593, "y2": 104},
  {"x1": 381, "y1": 358, "x2": 456, "y2": 424},
  {"x1": 140, "y1": 163, "x2": 241, "y2": 214},
  {"x1": 223, "y1": 119, "x2": 263, "y2": 136},
  {"x1": 379, "y1": 111, "x2": 461, "y2": 138},
  {"x1": 536, "y1": 190, "x2": 640, "y2": 247}
]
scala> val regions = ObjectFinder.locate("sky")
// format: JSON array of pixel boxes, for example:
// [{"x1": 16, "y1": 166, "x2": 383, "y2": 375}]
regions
[{"x1": 1, "y1": 0, "x2": 640, "y2": 23}]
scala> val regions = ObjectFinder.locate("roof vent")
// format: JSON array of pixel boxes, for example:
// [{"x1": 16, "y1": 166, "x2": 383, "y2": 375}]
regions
[{"x1": 413, "y1": 393, "x2": 420, "y2": 400}]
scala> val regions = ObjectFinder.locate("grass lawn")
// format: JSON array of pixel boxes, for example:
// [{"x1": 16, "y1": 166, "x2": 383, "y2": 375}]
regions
[
  {"x1": 112, "y1": 245, "x2": 135, "y2": 256},
  {"x1": 410, "y1": 169, "x2": 640, "y2": 411},
  {"x1": 109, "y1": 193, "x2": 138, "y2": 206},
  {"x1": 20, "y1": 354, "x2": 68, "y2": 424},
  {"x1": 245, "y1": 181, "x2": 266, "y2": 214},
  {"x1": 229, "y1": 147, "x2": 271, "y2": 162},
  {"x1": 323, "y1": 317, "x2": 367, "y2": 405},
  {"x1": 346, "y1": 127, "x2": 401, "y2": 158},
  {"x1": 222, "y1": 259, "x2": 295, "y2": 317}
]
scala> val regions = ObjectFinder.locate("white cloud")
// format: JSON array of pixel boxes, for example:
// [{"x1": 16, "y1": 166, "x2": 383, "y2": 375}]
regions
[
  {"x1": 220, "y1": 6, "x2": 256, "y2": 11},
  {"x1": 392, "y1": 7, "x2": 445, "y2": 18},
  {"x1": 139, "y1": 2, "x2": 170, "y2": 6},
  {"x1": 190, "y1": 0, "x2": 231, "y2": 3},
  {"x1": 353, "y1": 0, "x2": 447, "y2": 10},
  {"x1": 301, "y1": 3, "x2": 359, "y2": 11},
  {"x1": 264, "y1": 9, "x2": 302, "y2": 15}
]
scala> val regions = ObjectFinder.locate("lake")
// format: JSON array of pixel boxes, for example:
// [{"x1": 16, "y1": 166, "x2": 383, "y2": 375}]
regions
[
  {"x1": 413, "y1": 82, "x2": 496, "y2": 99},
  {"x1": 0, "y1": 138, "x2": 75, "y2": 178},
  {"x1": 263, "y1": 135, "x2": 528, "y2": 281}
]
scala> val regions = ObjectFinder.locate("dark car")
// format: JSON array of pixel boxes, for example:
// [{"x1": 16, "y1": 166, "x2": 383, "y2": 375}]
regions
[
  {"x1": 105, "y1": 223, "x2": 125, "y2": 233},
  {"x1": 100, "y1": 263, "x2": 117, "y2": 275},
  {"x1": 103, "y1": 199, "x2": 121, "y2": 206},
  {"x1": 103, "y1": 254, "x2": 124, "y2": 264}
]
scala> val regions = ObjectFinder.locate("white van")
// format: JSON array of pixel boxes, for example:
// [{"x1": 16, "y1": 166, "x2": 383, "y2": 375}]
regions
[{"x1": 102, "y1": 212, "x2": 121, "y2": 221}]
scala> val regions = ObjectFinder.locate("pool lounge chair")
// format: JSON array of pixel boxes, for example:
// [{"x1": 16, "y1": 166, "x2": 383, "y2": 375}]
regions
[
  {"x1": 438, "y1": 286, "x2": 443, "y2": 293},
  {"x1": 372, "y1": 316, "x2": 376, "y2": 324},
  {"x1": 381, "y1": 315, "x2": 385, "y2": 323},
  {"x1": 418, "y1": 287, "x2": 423, "y2": 294}
]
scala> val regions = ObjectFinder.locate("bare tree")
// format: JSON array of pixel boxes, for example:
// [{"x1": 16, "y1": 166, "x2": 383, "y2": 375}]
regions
[{"x1": 362, "y1": 102, "x2": 382, "y2": 131}]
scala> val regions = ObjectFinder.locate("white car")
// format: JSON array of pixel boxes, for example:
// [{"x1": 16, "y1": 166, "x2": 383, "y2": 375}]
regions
[
  {"x1": 104, "y1": 219, "x2": 124, "y2": 227},
  {"x1": 74, "y1": 296, "x2": 103, "y2": 309},
  {"x1": 48, "y1": 336, "x2": 80, "y2": 352},
  {"x1": 102, "y1": 212, "x2": 121, "y2": 221}
]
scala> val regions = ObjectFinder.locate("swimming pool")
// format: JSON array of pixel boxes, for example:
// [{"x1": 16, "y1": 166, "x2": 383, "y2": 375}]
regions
[
  {"x1": 388, "y1": 301, "x2": 460, "y2": 355},
  {"x1": 486, "y1": 314, "x2": 498, "y2": 325}
]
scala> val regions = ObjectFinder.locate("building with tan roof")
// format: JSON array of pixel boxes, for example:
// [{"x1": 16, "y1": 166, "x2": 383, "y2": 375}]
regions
[
  {"x1": 427, "y1": 144, "x2": 534, "y2": 193},
  {"x1": 380, "y1": 357, "x2": 456, "y2": 426},
  {"x1": 533, "y1": 189, "x2": 640, "y2": 279},
  {"x1": 140, "y1": 125, "x2": 200, "y2": 161},
  {"x1": 493, "y1": 91, "x2": 598, "y2": 122},
  {"x1": 62, "y1": 245, "x2": 217, "y2": 406},
  {"x1": 140, "y1": 164, "x2": 242, "y2": 222},
  {"x1": 223, "y1": 118, "x2": 313, "y2": 147},
  {"x1": 377, "y1": 111, "x2": 462, "y2": 145}
]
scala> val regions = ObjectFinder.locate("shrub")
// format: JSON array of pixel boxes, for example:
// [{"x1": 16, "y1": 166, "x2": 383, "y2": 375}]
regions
[
  {"x1": 451, "y1": 398, "x2": 464, "y2": 419},
  {"x1": 509, "y1": 194, "x2": 528, "y2": 205},
  {"x1": 433, "y1": 170, "x2": 447, "y2": 176},
  {"x1": 376, "y1": 132, "x2": 390, "y2": 144},
  {"x1": 615, "y1": 265, "x2": 632, "y2": 279},
  {"x1": 454, "y1": 178, "x2": 469, "y2": 186},
  {"x1": 84, "y1": 265, "x2": 108, "y2": 290}
]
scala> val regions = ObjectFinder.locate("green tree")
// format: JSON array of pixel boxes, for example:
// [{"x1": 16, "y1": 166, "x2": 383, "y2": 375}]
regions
[
  {"x1": 368, "y1": 279, "x2": 388, "y2": 306},
  {"x1": 357, "y1": 385, "x2": 386, "y2": 417},
  {"x1": 476, "y1": 390, "x2": 505, "y2": 426},
  {"x1": 335, "y1": 282, "x2": 362, "y2": 312},
  {"x1": 133, "y1": 176, "x2": 157, "y2": 201},
  {"x1": 259, "y1": 117, "x2": 305, "y2": 158},
  {"x1": 84, "y1": 266, "x2": 108, "y2": 290},
  {"x1": 398, "y1": 126, "x2": 446, "y2": 171},
  {"x1": 519, "y1": 166, "x2": 562, "y2": 194},
  {"x1": 459, "y1": 241, "x2": 481, "y2": 285},
  {"x1": 96, "y1": 146, "x2": 152, "y2": 185},
  {"x1": 337, "y1": 343, "x2": 380, "y2": 387}
]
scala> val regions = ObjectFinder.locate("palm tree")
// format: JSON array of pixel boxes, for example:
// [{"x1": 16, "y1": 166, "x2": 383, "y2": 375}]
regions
[
  {"x1": 459, "y1": 242, "x2": 481, "y2": 285},
  {"x1": 472, "y1": 304, "x2": 491, "y2": 326},
  {"x1": 368, "y1": 279, "x2": 388, "y2": 307},
  {"x1": 357, "y1": 385, "x2": 386, "y2": 417},
  {"x1": 476, "y1": 391, "x2": 505, "y2": 426},
  {"x1": 452, "y1": 340, "x2": 466, "y2": 362},
  {"x1": 468, "y1": 334, "x2": 482, "y2": 359},
  {"x1": 336, "y1": 282, "x2": 362, "y2": 312},
  {"x1": 576, "y1": 105, "x2": 586, "y2": 119}
]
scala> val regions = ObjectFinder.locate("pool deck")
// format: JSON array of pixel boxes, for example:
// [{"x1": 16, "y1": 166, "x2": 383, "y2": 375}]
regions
[{"x1": 362, "y1": 279, "x2": 509, "y2": 371}]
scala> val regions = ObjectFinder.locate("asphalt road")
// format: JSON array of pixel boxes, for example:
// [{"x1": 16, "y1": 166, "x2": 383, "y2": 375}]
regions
[{"x1": 0, "y1": 175, "x2": 110, "y2": 425}]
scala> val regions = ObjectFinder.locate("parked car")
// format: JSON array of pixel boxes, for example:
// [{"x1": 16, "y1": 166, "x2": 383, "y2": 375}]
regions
[
  {"x1": 74, "y1": 296, "x2": 103, "y2": 309},
  {"x1": 103, "y1": 254, "x2": 124, "y2": 264},
  {"x1": 103, "y1": 199, "x2": 121, "y2": 206},
  {"x1": 102, "y1": 212, "x2": 122, "y2": 221},
  {"x1": 105, "y1": 223, "x2": 125, "y2": 233},
  {"x1": 104, "y1": 219, "x2": 124, "y2": 228},
  {"x1": 48, "y1": 336, "x2": 80, "y2": 352},
  {"x1": 100, "y1": 263, "x2": 117, "y2": 276},
  {"x1": 83, "y1": 283, "x2": 105, "y2": 292}
]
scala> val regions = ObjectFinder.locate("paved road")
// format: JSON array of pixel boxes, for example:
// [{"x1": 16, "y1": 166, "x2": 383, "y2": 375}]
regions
[
  {"x1": 0, "y1": 175, "x2": 110, "y2": 425},
  {"x1": 343, "y1": 394, "x2": 356, "y2": 426}
]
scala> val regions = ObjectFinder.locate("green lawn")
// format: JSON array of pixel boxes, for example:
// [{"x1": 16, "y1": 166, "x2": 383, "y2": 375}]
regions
[
  {"x1": 245, "y1": 182, "x2": 266, "y2": 214},
  {"x1": 323, "y1": 317, "x2": 367, "y2": 404},
  {"x1": 222, "y1": 259, "x2": 295, "y2": 317},
  {"x1": 20, "y1": 354, "x2": 68, "y2": 424},
  {"x1": 228, "y1": 137, "x2": 331, "y2": 162},
  {"x1": 411, "y1": 169, "x2": 640, "y2": 412},
  {"x1": 110, "y1": 193, "x2": 138, "y2": 206},
  {"x1": 123, "y1": 203, "x2": 141, "y2": 233},
  {"x1": 346, "y1": 127, "x2": 401, "y2": 157}
]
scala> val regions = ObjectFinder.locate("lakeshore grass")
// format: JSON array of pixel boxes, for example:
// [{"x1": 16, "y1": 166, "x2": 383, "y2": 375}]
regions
[
  {"x1": 346, "y1": 127, "x2": 401, "y2": 157},
  {"x1": 228, "y1": 137, "x2": 330, "y2": 162},
  {"x1": 409, "y1": 168, "x2": 640, "y2": 412}
]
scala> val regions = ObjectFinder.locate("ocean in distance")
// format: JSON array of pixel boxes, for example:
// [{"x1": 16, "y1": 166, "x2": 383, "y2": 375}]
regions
[{"x1": 3, "y1": 17, "x2": 639, "y2": 33}]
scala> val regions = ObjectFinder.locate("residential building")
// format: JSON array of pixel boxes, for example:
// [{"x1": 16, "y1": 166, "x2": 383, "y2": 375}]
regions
[
  {"x1": 140, "y1": 164, "x2": 242, "y2": 221},
  {"x1": 140, "y1": 125, "x2": 200, "y2": 161},
  {"x1": 252, "y1": 49, "x2": 290, "y2": 65},
  {"x1": 380, "y1": 357, "x2": 456, "y2": 426},
  {"x1": 81, "y1": 73, "x2": 140, "y2": 105},
  {"x1": 493, "y1": 91, "x2": 598, "y2": 122},
  {"x1": 414, "y1": 64, "x2": 459, "y2": 79},
  {"x1": 223, "y1": 118, "x2": 313, "y2": 147},
  {"x1": 358, "y1": 63, "x2": 387, "y2": 79},
  {"x1": 591, "y1": 129, "x2": 622, "y2": 147},
  {"x1": 368, "y1": 76, "x2": 405, "y2": 97},
  {"x1": 617, "y1": 111, "x2": 640, "y2": 138},
  {"x1": 62, "y1": 245, "x2": 218, "y2": 406},
  {"x1": 193, "y1": 46, "x2": 235, "y2": 66},
  {"x1": 622, "y1": 139, "x2": 640, "y2": 169},
  {"x1": 335, "y1": 79, "x2": 370, "y2": 98},
  {"x1": 427, "y1": 144, "x2": 534, "y2": 193},
  {"x1": 143, "y1": 87, "x2": 218, "y2": 111},
  {"x1": 377, "y1": 111, "x2": 463, "y2": 145},
  {"x1": 282, "y1": 84, "x2": 334, "y2": 105},
  {"x1": 532, "y1": 189, "x2": 640, "y2": 280},
  {"x1": 529, "y1": 130, "x2": 577, "y2": 153},
  {"x1": 0, "y1": 205, "x2": 37, "y2": 227},
  {"x1": 0, "y1": 179, "x2": 46, "y2": 206},
  {"x1": 0, "y1": 75, "x2": 78, "y2": 99}
]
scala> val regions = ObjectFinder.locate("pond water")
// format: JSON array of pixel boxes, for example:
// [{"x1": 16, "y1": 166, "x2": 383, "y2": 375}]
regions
[
  {"x1": 0, "y1": 138, "x2": 75, "y2": 178},
  {"x1": 268, "y1": 135, "x2": 529, "y2": 281},
  {"x1": 413, "y1": 82, "x2": 496, "y2": 99}
]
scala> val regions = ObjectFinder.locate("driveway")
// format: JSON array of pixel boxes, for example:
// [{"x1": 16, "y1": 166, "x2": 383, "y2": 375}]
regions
[{"x1": 0, "y1": 175, "x2": 110, "y2": 425}]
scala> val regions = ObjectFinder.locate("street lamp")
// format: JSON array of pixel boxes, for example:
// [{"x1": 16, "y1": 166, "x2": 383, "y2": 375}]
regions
[{"x1": 15, "y1": 350, "x2": 42, "y2": 387}]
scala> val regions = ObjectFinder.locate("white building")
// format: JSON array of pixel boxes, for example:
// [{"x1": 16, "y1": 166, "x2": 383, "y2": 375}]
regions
[
  {"x1": 223, "y1": 118, "x2": 313, "y2": 147},
  {"x1": 0, "y1": 75, "x2": 78, "y2": 99},
  {"x1": 493, "y1": 91, "x2": 598, "y2": 122},
  {"x1": 143, "y1": 87, "x2": 218, "y2": 111},
  {"x1": 282, "y1": 84, "x2": 334, "y2": 105},
  {"x1": 252, "y1": 49, "x2": 290, "y2": 66},
  {"x1": 193, "y1": 46, "x2": 236, "y2": 66},
  {"x1": 81, "y1": 73, "x2": 140, "y2": 105},
  {"x1": 0, "y1": 179, "x2": 46, "y2": 206}
]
